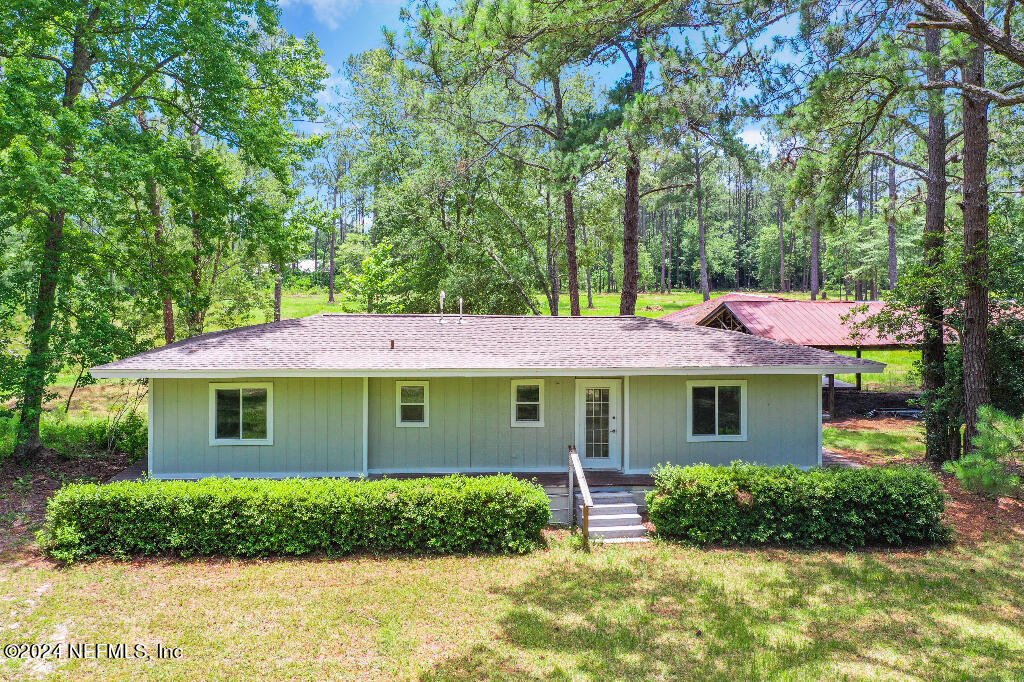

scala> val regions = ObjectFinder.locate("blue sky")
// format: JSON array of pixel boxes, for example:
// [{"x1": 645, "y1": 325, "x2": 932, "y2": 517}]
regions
[
  {"x1": 279, "y1": 0, "x2": 405, "y2": 100},
  {"x1": 278, "y1": 0, "x2": 769, "y2": 147}
]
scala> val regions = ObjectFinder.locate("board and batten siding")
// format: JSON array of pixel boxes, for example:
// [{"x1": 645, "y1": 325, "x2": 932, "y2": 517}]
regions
[
  {"x1": 627, "y1": 374, "x2": 821, "y2": 471},
  {"x1": 367, "y1": 377, "x2": 575, "y2": 472},
  {"x1": 149, "y1": 373, "x2": 821, "y2": 478},
  {"x1": 149, "y1": 377, "x2": 364, "y2": 478}
]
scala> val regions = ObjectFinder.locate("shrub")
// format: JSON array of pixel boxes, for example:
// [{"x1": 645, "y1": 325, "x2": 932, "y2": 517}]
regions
[
  {"x1": 39, "y1": 474, "x2": 550, "y2": 562},
  {"x1": 943, "y1": 407, "x2": 1023, "y2": 498},
  {"x1": 0, "y1": 411, "x2": 147, "y2": 462},
  {"x1": 647, "y1": 462, "x2": 950, "y2": 548}
]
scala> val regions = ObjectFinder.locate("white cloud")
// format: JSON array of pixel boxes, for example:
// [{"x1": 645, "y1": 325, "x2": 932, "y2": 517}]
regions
[
  {"x1": 280, "y1": 0, "x2": 369, "y2": 30},
  {"x1": 739, "y1": 127, "x2": 766, "y2": 150}
]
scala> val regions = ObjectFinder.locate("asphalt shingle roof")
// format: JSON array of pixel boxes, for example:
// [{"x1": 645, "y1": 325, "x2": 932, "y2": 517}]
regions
[{"x1": 91, "y1": 314, "x2": 884, "y2": 376}]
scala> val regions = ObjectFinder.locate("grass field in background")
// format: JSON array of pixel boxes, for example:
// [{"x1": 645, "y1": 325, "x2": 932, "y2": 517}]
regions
[
  {"x1": 547, "y1": 291, "x2": 706, "y2": 316},
  {"x1": 837, "y1": 349, "x2": 920, "y2": 392},
  {"x1": 823, "y1": 421, "x2": 926, "y2": 460}
]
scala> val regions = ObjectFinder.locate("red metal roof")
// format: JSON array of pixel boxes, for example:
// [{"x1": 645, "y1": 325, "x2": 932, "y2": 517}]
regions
[
  {"x1": 718, "y1": 300, "x2": 892, "y2": 348},
  {"x1": 661, "y1": 293, "x2": 791, "y2": 325},
  {"x1": 666, "y1": 294, "x2": 1021, "y2": 349}
]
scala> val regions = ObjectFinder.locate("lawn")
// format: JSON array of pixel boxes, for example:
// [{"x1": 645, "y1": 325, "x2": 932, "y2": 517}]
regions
[
  {"x1": 1, "y1": 536, "x2": 1022, "y2": 679},
  {"x1": 3, "y1": 416, "x2": 1023, "y2": 678},
  {"x1": 836, "y1": 349, "x2": 921, "y2": 392},
  {"x1": 823, "y1": 418, "x2": 927, "y2": 463},
  {"x1": 545, "y1": 291, "x2": 707, "y2": 317}
]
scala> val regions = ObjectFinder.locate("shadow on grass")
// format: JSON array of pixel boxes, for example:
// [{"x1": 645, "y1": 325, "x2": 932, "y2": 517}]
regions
[{"x1": 424, "y1": 543, "x2": 1024, "y2": 680}]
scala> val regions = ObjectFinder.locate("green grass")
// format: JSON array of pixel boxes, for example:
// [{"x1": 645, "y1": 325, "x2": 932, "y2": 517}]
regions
[
  {"x1": 1, "y1": 536, "x2": 1022, "y2": 679},
  {"x1": 836, "y1": 349, "x2": 921, "y2": 392},
  {"x1": 823, "y1": 422, "x2": 926, "y2": 461},
  {"x1": 545, "y1": 291, "x2": 707, "y2": 317}
]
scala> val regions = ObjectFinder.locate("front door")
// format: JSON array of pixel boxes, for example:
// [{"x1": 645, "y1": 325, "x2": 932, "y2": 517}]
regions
[{"x1": 575, "y1": 379, "x2": 622, "y2": 469}]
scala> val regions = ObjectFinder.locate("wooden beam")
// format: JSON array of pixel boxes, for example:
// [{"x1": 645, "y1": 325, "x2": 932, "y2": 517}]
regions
[
  {"x1": 855, "y1": 348, "x2": 863, "y2": 391},
  {"x1": 828, "y1": 374, "x2": 836, "y2": 417}
]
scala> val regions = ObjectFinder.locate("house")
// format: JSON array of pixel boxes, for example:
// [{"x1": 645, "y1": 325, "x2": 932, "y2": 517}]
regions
[
  {"x1": 663, "y1": 294, "x2": 903, "y2": 411},
  {"x1": 91, "y1": 314, "x2": 882, "y2": 526}
]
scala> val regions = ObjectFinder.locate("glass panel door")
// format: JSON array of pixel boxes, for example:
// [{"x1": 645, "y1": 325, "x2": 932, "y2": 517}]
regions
[
  {"x1": 585, "y1": 387, "x2": 610, "y2": 459},
  {"x1": 575, "y1": 380, "x2": 622, "y2": 469}
]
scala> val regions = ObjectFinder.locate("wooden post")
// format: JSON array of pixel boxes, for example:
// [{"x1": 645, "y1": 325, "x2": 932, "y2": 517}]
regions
[
  {"x1": 582, "y1": 505, "x2": 590, "y2": 552},
  {"x1": 568, "y1": 456, "x2": 575, "y2": 529},
  {"x1": 855, "y1": 348, "x2": 863, "y2": 391},
  {"x1": 828, "y1": 374, "x2": 836, "y2": 417}
]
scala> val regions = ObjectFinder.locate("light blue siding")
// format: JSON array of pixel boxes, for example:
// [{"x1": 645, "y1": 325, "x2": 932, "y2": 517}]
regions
[
  {"x1": 150, "y1": 373, "x2": 821, "y2": 478},
  {"x1": 366, "y1": 377, "x2": 576, "y2": 471},
  {"x1": 150, "y1": 377, "x2": 364, "y2": 478},
  {"x1": 627, "y1": 374, "x2": 820, "y2": 470}
]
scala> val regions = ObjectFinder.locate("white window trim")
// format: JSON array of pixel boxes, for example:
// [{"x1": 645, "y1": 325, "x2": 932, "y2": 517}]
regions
[
  {"x1": 510, "y1": 379, "x2": 545, "y2": 428},
  {"x1": 396, "y1": 380, "x2": 429, "y2": 428},
  {"x1": 209, "y1": 382, "x2": 274, "y2": 446},
  {"x1": 686, "y1": 380, "x2": 747, "y2": 442}
]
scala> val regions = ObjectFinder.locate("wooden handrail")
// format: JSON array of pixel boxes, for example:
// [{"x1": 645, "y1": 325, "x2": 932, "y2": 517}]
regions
[{"x1": 568, "y1": 445, "x2": 592, "y2": 551}]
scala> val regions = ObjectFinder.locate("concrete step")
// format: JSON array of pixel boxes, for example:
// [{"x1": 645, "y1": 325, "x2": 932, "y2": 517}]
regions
[
  {"x1": 596, "y1": 536, "x2": 652, "y2": 545},
  {"x1": 576, "y1": 491, "x2": 635, "y2": 504},
  {"x1": 587, "y1": 512, "x2": 643, "y2": 528},
  {"x1": 579, "y1": 502, "x2": 638, "y2": 515},
  {"x1": 588, "y1": 524, "x2": 648, "y2": 539}
]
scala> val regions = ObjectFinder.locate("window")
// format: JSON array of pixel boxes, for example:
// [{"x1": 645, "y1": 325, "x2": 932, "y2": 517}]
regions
[
  {"x1": 511, "y1": 380, "x2": 544, "y2": 427},
  {"x1": 209, "y1": 383, "x2": 273, "y2": 445},
  {"x1": 687, "y1": 380, "x2": 746, "y2": 442},
  {"x1": 396, "y1": 381, "x2": 429, "y2": 427}
]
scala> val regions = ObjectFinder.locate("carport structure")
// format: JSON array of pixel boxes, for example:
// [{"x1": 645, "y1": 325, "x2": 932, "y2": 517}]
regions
[{"x1": 664, "y1": 294, "x2": 906, "y2": 416}]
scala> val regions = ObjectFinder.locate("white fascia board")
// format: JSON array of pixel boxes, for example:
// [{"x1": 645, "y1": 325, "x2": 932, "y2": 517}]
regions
[{"x1": 92, "y1": 364, "x2": 884, "y2": 379}]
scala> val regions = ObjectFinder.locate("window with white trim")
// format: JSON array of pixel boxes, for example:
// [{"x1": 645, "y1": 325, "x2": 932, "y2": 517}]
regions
[
  {"x1": 209, "y1": 383, "x2": 273, "y2": 445},
  {"x1": 511, "y1": 379, "x2": 544, "y2": 427},
  {"x1": 687, "y1": 380, "x2": 746, "y2": 442},
  {"x1": 396, "y1": 381, "x2": 429, "y2": 427}
]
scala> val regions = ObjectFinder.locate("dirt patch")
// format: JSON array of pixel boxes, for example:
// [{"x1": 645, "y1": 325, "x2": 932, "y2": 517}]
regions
[
  {"x1": 826, "y1": 416, "x2": 1024, "y2": 545},
  {"x1": 0, "y1": 448, "x2": 128, "y2": 554},
  {"x1": 831, "y1": 390, "x2": 921, "y2": 418}
]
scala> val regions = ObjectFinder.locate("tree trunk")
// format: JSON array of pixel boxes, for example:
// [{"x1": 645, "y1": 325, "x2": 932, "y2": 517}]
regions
[
  {"x1": 961, "y1": 10, "x2": 991, "y2": 450},
  {"x1": 695, "y1": 147, "x2": 710, "y2": 301},
  {"x1": 328, "y1": 223, "x2": 337, "y2": 304},
  {"x1": 15, "y1": 10, "x2": 96, "y2": 460},
  {"x1": 922, "y1": 27, "x2": 951, "y2": 462},
  {"x1": 545, "y1": 190, "x2": 560, "y2": 315},
  {"x1": 888, "y1": 163, "x2": 898, "y2": 288},
  {"x1": 777, "y1": 197, "x2": 787, "y2": 292},
  {"x1": 15, "y1": 210, "x2": 65, "y2": 460},
  {"x1": 274, "y1": 265, "x2": 283, "y2": 322},
  {"x1": 619, "y1": 49, "x2": 647, "y2": 316},
  {"x1": 621, "y1": 147, "x2": 641, "y2": 314},
  {"x1": 668, "y1": 209, "x2": 675, "y2": 294},
  {"x1": 328, "y1": 191, "x2": 338, "y2": 303},
  {"x1": 563, "y1": 190, "x2": 581, "y2": 315},
  {"x1": 144, "y1": 174, "x2": 175, "y2": 345},
  {"x1": 660, "y1": 208, "x2": 667, "y2": 293},
  {"x1": 810, "y1": 202, "x2": 820, "y2": 300},
  {"x1": 552, "y1": 73, "x2": 581, "y2": 316}
]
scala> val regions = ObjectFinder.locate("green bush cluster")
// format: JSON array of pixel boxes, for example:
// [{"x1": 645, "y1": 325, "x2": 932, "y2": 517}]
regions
[
  {"x1": 39, "y1": 474, "x2": 551, "y2": 562},
  {"x1": 944, "y1": 406, "x2": 1023, "y2": 498},
  {"x1": 1, "y1": 411, "x2": 147, "y2": 462},
  {"x1": 647, "y1": 463, "x2": 951, "y2": 547}
]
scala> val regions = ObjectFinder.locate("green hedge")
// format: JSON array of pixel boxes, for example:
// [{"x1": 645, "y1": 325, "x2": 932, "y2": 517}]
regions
[
  {"x1": 647, "y1": 463, "x2": 951, "y2": 547},
  {"x1": 39, "y1": 475, "x2": 550, "y2": 562}
]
